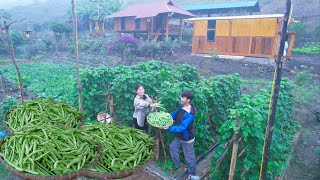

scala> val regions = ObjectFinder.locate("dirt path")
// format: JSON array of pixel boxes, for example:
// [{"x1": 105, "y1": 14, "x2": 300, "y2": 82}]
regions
[
  {"x1": 283, "y1": 106, "x2": 320, "y2": 180},
  {"x1": 164, "y1": 53, "x2": 320, "y2": 82}
]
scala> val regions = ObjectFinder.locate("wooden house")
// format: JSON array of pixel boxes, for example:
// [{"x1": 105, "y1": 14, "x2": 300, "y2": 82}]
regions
[
  {"x1": 107, "y1": 0, "x2": 195, "y2": 41},
  {"x1": 181, "y1": 0, "x2": 260, "y2": 17},
  {"x1": 188, "y1": 14, "x2": 295, "y2": 58}
]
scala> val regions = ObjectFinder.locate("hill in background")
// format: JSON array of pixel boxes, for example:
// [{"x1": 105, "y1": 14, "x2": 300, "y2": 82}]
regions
[{"x1": 4, "y1": 0, "x2": 320, "y2": 32}]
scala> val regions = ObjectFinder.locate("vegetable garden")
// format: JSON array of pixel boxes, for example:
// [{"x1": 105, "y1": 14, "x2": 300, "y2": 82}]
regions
[{"x1": 0, "y1": 60, "x2": 299, "y2": 179}]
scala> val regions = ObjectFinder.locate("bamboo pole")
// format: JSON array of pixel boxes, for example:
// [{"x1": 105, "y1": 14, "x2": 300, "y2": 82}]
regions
[
  {"x1": 2, "y1": 20, "x2": 25, "y2": 104},
  {"x1": 259, "y1": 0, "x2": 292, "y2": 179},
  {"x1": 71, "y1": 0, "x2": 83, "y2": 112}
]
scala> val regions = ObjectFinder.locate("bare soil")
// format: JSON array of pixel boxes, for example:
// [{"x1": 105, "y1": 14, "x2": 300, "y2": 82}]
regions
[{"x1": 283, "y1": 106, "x2": 320, "y2": 180}]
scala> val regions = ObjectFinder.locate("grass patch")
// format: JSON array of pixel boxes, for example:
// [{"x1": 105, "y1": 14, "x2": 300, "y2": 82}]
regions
[{"x1": 292, "y1": 42, "x2": 320, "y2": 55}]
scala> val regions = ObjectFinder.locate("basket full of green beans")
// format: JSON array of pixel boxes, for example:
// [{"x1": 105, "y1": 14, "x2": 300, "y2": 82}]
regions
[
  {"x1": 0, "y1": 126, "x2": 100, "y2": 180},
  {"x1": 81, "y1": 123, "x2": 156, "y2": 179},
  {"x1": 4, "y1": 99, "x2": 82, "y2": 134},
  {"x1": 147, "y1": 111, "x2": 173, "y2": 129}
]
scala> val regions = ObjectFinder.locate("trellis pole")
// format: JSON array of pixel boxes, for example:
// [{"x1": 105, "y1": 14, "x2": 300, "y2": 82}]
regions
[
  {"x1": 259, "y1": 0, "x2": 292, "y2": 179},
  {"x1": 2, "y1": 19, "x2": 26, "y2": 104},
  {"x1": 71, "y1": 0, "x2": 83, "y2": 112}
]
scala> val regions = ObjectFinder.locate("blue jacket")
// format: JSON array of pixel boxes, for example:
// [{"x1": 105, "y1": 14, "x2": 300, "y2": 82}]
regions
[{"x1": 169, "y1": 104, "x2": 196, "y2": 141}]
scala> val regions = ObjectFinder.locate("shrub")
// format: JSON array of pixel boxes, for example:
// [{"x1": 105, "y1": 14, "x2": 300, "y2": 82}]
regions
[
  {"x1": 108, "y1": 34, "x2": 140, "y2": 58},
  {"x1": 288, "y1": 22, "x2": 306, "y2": 42},
  {"x1": 10, "y1": 30, "x2": 24, "y2": 47},
  {"x1": 138, "y1": 41, "x2": 159, "y2": 58},
  {"x1": 137, "y1": 40, "x2": 178, "y2": 59}
]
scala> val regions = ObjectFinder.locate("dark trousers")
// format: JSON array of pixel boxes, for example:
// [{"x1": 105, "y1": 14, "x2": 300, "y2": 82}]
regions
[
  {"x1": 169, "y1": 138, "x2": 196, "y2": 176},
  {"x1": 133, "y1": 118, "x2": 148, "y2": 131}
]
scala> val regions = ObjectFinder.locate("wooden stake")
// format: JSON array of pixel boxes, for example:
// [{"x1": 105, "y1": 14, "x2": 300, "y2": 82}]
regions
[
  {"x1": 228, "y1": 111, "x2": 240, "y2": 180},
  {"x1": 71, "y1": 0, "x2": 83, "y2": 112},
  {"x1": 155, "y1": 128, "x2": 160, "y2": 160},
  {"x1": 179, "y1": 17, "x2": 183, "y2": 42},
  {"x1": 95, "y1": 20, "x2": 99, "y2": 34},
  {"x1": 259, "y1": 0, "x2": 292, "y2": 179},
  {"x1": 165, "y1": 14, "x2": 169, "y2": 41},
  {"x1": 159, "y1": 129, "x2": 167, "y2": 161},
  {"x1": 3, "y1": 20, "x2": 25, "y2": 104},
  {"x1": 89, "y1": 20, "x2": 93, "y2": 34},
  {"x1": 103, "y1": 81, "x2": 109, "y2": 123},
  {"x1": 151, "y1": 17, "x2": 154, "y2": 40},
  {"x1": 286, "y1": 32, "x2": 295, "y2": 60},
  {"x1": 101, "y1": 21, "x2": 105, "y2": 35},
  {"x1": 228, "y1": 139, "x2": 239, "y2": 180},
  {"x1": 109, "y1": 95, "x2": 115, "y2": 122}
]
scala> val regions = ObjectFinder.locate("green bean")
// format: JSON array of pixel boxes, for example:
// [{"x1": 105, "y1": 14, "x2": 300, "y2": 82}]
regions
[
  {"x1": 147, "y1": 112, "x2": 173, "y2": 127},
  {"x1": 83, "y1": 123, "x2": 155, "y2": 172},
  {"x1": 0, "y1": 126, "x2": 98, "y2": 176},
  {"x1": 5, "y1": 99, "x2": 81, "y2": 132}
]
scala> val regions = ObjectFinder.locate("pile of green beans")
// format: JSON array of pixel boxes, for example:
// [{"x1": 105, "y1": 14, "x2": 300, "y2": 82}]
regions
[
  {"x1": 83, "y1": 123, "x2": 155, "y2": 172},
  {"x1": 0, "y1": 126, "x2": 98, "y2": 176},
  {"x1": 5, "y1": 99, "x2": 81, "y2": 132},
  {"x1": 147, "y1": 112, "x2": 173, "y2": 128}
]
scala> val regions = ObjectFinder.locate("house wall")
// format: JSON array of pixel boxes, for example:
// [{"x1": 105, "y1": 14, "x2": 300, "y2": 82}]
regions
[
  {"x1": 113, "y1": 17, "x2": 149, "y2": 32},
  {"x1": 192, "y1": 17, "x2": 281, "y2": 58}
]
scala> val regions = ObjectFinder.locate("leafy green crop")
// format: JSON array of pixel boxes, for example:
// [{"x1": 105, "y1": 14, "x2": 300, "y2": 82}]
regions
[
  {"x1": 0, "y1": 63, "x2": 78, "y2": 105},
  {"x1": 80, "y1": 60, "x2": 241, "y2": 155},
  {"x1": 210, "y1": 79, "x2": 300, "y2": 179}
]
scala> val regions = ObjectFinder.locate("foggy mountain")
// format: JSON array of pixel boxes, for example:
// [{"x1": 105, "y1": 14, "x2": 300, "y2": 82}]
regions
[{"x1": 2, "y1": 0, "x2": 319, "y2": 31}]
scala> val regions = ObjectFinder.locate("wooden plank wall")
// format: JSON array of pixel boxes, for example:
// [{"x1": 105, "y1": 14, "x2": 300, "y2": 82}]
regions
[
  {"x1": 114, "y1": 18, "x2": 121, "y2": 31},
  {"x1": 192, "y1": 17, "x2": 281, "y2": 58},
  {"x1": 126, "y1": 17, "x2": 135, "y2": 31},
  {"x1": 192, "y1": 20, "x2": 208, "y2": 53},
  {"x1": 140, "y1": 18, "x2": 148, "y2": 31},
  {"x1": 113, "y1": 17, "x2": 148, "y2": 32}
]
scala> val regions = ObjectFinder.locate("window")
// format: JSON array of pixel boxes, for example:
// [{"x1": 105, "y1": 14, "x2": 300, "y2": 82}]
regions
[
  {"x1": 121, "y1": 17, "x2": 126, "y2": 30},
  {"x1": 207, "y1": 20, "x2": 216, "y2": 42},
  {"x1": 135, "y1": 19, "x2": 140, "y2": 30},
  {"x1": 208, "y1": 20, "x2": 216, "y2": 29},
  {"x1": 207, "y1": 30, "x2": 216, "y2": 42}
]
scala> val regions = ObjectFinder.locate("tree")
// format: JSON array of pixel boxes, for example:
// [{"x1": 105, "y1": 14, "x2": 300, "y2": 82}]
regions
[
  {"x1": 0, "y1": 9, "x2": 11, "y2": 21},
  {"x1": 288, "y1": 22, "x2": 306, "y2": 43},
  {"x1": 49, "y1": 22, "x2": 72, "y2": 53},
  {"x1": 33, "y1": 23, "x2": 42, "y2": 33},
  {"x1": 68, "y1": 0, "x2": 124, "y2": 31},
  {"x1": 314, "y1": 25, "x2": 320, "y2": 40}
]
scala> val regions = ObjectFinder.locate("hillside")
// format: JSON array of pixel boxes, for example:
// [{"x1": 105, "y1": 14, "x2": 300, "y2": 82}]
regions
[{"x1": 5, "y1": 0, "x2": 320, "y2": 31}]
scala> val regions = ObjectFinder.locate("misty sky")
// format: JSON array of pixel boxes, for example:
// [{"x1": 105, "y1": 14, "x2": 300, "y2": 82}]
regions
[{"x1": 0, "y1": 0, "x2": 47, "y2": 9}]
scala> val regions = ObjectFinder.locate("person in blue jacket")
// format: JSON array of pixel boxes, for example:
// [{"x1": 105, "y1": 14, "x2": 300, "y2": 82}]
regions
[{"x1": 167, "y1": 91, "x2": 197, "y2": 180}]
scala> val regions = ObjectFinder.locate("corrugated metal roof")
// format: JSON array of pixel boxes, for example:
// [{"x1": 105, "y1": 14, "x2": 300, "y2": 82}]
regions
[
  {"x1": 187, "y1": 14, "x2": 284, "y2": 21},
  {"x1": 181, "y1": 0, "x2": 259, "y2": 11},
  {"x1": 107, "y1": 0, "x2": 195, "y2": 19}
]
